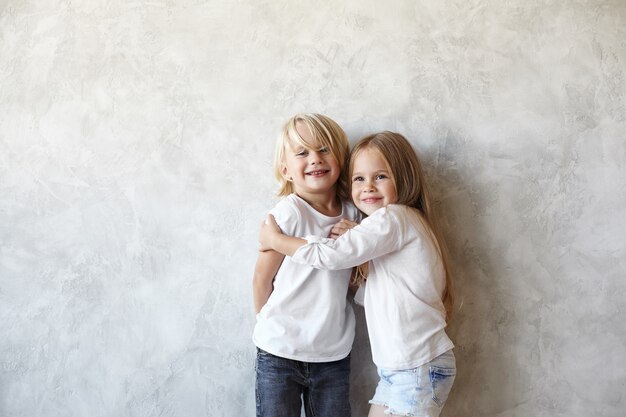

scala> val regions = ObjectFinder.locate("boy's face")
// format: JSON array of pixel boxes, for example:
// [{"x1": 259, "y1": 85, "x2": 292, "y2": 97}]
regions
[{"x1": 281, "y1": 122, "x2": 340, "y2": 199}]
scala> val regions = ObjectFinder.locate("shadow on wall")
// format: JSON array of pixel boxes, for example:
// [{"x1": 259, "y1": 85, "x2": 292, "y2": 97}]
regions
[
  {"x1": 433, "y1": 144, "x2": 510, "y2": 417},
  {"x1": 349, "y1": 304, "x2": 377, "y2": 416}
]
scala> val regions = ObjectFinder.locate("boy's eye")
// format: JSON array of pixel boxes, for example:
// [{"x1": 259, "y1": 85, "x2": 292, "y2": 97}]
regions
[
  {"x1": 295, "y1": 150, "x2": 309, "y2": 157},
  {"x1": 319, "y1": 147, "x2": 330, "y2": 154}
]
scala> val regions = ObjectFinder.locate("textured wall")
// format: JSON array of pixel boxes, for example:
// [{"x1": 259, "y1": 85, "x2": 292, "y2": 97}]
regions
[{"x1": 1, "y1": 1, "x2": 625, "y2": 416}]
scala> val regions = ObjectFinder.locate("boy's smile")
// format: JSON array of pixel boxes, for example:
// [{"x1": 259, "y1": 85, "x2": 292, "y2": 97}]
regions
[
  {"x1": 306, "y1": 169, "x2": 331, "y2": 177},
  {"x1": 281, "y1": 123, "x2": 340, "y2": 200}
]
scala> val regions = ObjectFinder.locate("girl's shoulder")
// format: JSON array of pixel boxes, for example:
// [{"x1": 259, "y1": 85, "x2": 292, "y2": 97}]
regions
[
  {"x1": 360, "y1": 204, "x2": 409, "y2": 231},
  {"x1": 387, "y1": 203, "x2": 425, "y2": 221},
  {"x1": 366, "y1": 204, "x2": 429, "y2": 235},
  {"x1": 369, "y1": 204, "x2": 412, "y2": 220},
  {"x1": 389, "y1": 205, "x2": 434, "y2": 239}
]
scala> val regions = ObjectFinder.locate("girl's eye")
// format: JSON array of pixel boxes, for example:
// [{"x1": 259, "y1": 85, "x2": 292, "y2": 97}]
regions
[
  {"x1": 295, "y1": 150, "x2": 308, "y2": 157},
  {"x1": 352, "y1": 176, "x2": 364, "y2": 182},
  {"x1": 376, "y1": 174, "x2": 388, "y2": 180},
  {"x1": 319, "y1": 147, "x2": 330, "y2": 154}
]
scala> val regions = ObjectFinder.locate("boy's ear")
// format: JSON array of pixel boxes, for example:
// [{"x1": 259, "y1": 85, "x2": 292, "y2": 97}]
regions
[{"x1": 280, "y1": 163, "x2": 292, "y2": 181}]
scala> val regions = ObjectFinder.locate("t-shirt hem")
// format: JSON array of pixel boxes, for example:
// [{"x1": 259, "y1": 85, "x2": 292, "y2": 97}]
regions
[
  {"x1": 375, "y1": 341, "x2": 454, "y2": 371},
  {"x1": 254, "y1": 341, "x2": 352, "y2": 363}
]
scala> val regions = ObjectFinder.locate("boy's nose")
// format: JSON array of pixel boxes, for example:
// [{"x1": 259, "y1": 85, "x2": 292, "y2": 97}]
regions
[{"x1": 309, "y1": 152, "x2": 323, "y2": 163}]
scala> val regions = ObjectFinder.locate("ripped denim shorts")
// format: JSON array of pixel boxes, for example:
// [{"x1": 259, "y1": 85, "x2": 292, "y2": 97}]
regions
[{"x1": 369, "y1": 349, "x2": 456, "y2": 417}]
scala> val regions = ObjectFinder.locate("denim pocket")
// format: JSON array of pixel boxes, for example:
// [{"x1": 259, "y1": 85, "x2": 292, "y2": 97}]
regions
[{"x1": 429, "y1": 365, "x2": 456, "y2": 407}]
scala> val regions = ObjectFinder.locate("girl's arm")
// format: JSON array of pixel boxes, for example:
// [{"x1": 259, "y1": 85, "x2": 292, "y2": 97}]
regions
[
  {"x1": 252, "y1": 249, "x2": 284, "y2": 314},
  {"x1": 261, "y1": 206, "x2": 406, "y2": 271},
  {"x1": 259, "y1": 215, "x2": 305, "y2": 256},
  {"x1": 259, "y1": 214, "x2": 358, "y2": 255}
]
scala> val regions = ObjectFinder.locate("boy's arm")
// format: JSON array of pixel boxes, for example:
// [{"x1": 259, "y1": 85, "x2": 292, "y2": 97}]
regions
[
  {"x1": 252, "y1": 249, "x2": 284, "y2": 314},
  {"x1": 259, "y1": 215, "x2": 306, "y2": 256}
]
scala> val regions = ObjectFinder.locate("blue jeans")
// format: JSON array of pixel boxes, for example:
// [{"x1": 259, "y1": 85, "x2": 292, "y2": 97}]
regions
[{"x1": 255, "y1": 348, "x2": 351, "y2": 417}]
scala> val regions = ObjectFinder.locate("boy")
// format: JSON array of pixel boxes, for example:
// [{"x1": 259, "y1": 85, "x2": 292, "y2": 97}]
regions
[{"x1": 252, "y1": 114, "x2": 358, "y2": 417}]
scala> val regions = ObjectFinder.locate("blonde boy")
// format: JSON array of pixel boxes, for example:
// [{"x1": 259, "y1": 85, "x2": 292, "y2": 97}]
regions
[{"x1": 252, "y1": 114, "x2": 358, "y2": 417}]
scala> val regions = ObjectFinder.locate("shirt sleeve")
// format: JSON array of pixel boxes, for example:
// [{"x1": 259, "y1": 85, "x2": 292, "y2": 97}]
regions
[
  {"x1": 291, "y1": 205, "x2": 408, "y2": 270},
  {"x1": 270, "y1": 198, "x2": 300, "y2": 237}
]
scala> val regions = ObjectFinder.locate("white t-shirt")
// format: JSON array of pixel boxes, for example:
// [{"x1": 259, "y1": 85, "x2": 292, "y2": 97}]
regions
[
  {"x1": 253, "y1": 194, "x2": 359, "y2": 362},
  {"x1": 291, "y1": 204, "x2": 454, "y2": 370}
]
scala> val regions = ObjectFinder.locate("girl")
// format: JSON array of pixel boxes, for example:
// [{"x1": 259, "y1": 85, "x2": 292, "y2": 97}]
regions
[
  {"x1": 259, "y1": 131, "x2": 456, "y2": 417},
  {"x1": 252, "y1": 114, "x2": 359, "y2": 417}
]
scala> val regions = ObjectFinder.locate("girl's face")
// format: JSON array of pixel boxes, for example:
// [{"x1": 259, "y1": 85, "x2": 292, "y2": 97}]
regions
[{"x1": 350, "y1": 148, "x2": 397, "y2": 215}]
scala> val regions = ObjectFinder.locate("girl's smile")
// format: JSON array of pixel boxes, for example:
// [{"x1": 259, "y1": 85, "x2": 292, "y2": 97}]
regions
[
  {"x1": 361, "y1": 197, "x2": 383, "y2": 203},
  {"x1": 351, "y1": 148, "x2": 398, "y2": 215}
]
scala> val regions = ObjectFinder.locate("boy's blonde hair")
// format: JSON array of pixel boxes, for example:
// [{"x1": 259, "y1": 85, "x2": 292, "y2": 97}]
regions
[
  {"x1": 274, "y1": 113, "x2": 350, "y2": 200},
  {"x1": 350, "y1": 131, "x2": 454, "y2": 321}
]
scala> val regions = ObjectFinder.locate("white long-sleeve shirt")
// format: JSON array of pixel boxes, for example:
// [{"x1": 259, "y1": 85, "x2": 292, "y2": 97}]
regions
[{"x1": 291, "y1": 204, "x2": 453, "y2": 370}]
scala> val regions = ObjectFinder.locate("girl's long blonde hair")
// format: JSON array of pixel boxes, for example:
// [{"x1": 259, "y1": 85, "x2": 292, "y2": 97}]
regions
[{"x1": 350, "y1": 131, "x2": 454, "y2": 321}]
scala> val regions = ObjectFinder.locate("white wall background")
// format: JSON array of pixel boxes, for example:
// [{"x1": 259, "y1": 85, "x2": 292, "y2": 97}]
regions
[{"x1": 1, "y1": 1, "x2": 625, "y2": 416}]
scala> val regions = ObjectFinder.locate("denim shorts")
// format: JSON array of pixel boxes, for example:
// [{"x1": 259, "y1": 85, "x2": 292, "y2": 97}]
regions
[
  {"x1": 255, "y1": 348, "x2": 351, "y2": 417},
  {"x1": 369, "y1": 349, "x2": 456, "y2": 417}
]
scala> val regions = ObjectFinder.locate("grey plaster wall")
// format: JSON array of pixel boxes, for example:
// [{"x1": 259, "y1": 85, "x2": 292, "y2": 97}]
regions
[{"x1": 1, "y1": 1, "x2": 625, "y2": 416}]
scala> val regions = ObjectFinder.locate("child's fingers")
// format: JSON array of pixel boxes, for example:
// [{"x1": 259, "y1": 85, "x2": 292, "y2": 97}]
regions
[
  {"x1": 265, "y1": 214, "x2": 277, "y2": 226},
  {"x1": 329, "y1": 231, "x2": 341, "y2": 240},
  {"x1": 335, "y1": 219, "x2": 357, "y2": 228},
  {"x1": 329, "y1": 219, "x2": 357, "y2": 239},
  {"x1": 329, "y1": 225, "x2": 343, "y2": 239},
  {"x1": 262, "y1": 214, "x2": 277, "y2": 228},
  {"x1": 259, "y1": 216, "x2": 278, "y2": 251},
  {"x1": 259, "y1": 215, "x2": 275, "y2": 247}
]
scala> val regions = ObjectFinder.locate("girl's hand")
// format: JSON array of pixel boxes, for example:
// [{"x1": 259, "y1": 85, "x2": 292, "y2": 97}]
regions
[
  {"x1": 259, "y1": 214, "x2": 282, "y2": 251},
  {"x1": 329, "y1": 219, "x2": 358, "y2": 239}
]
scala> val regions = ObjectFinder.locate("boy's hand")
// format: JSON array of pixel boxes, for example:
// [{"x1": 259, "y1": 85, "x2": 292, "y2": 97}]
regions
[
  {"x1": 329, "y1": 219, "x2": 358, "y2": 239},
  {"x1": 259, "y1": 214, "x2": 282, "y2": 251}
]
